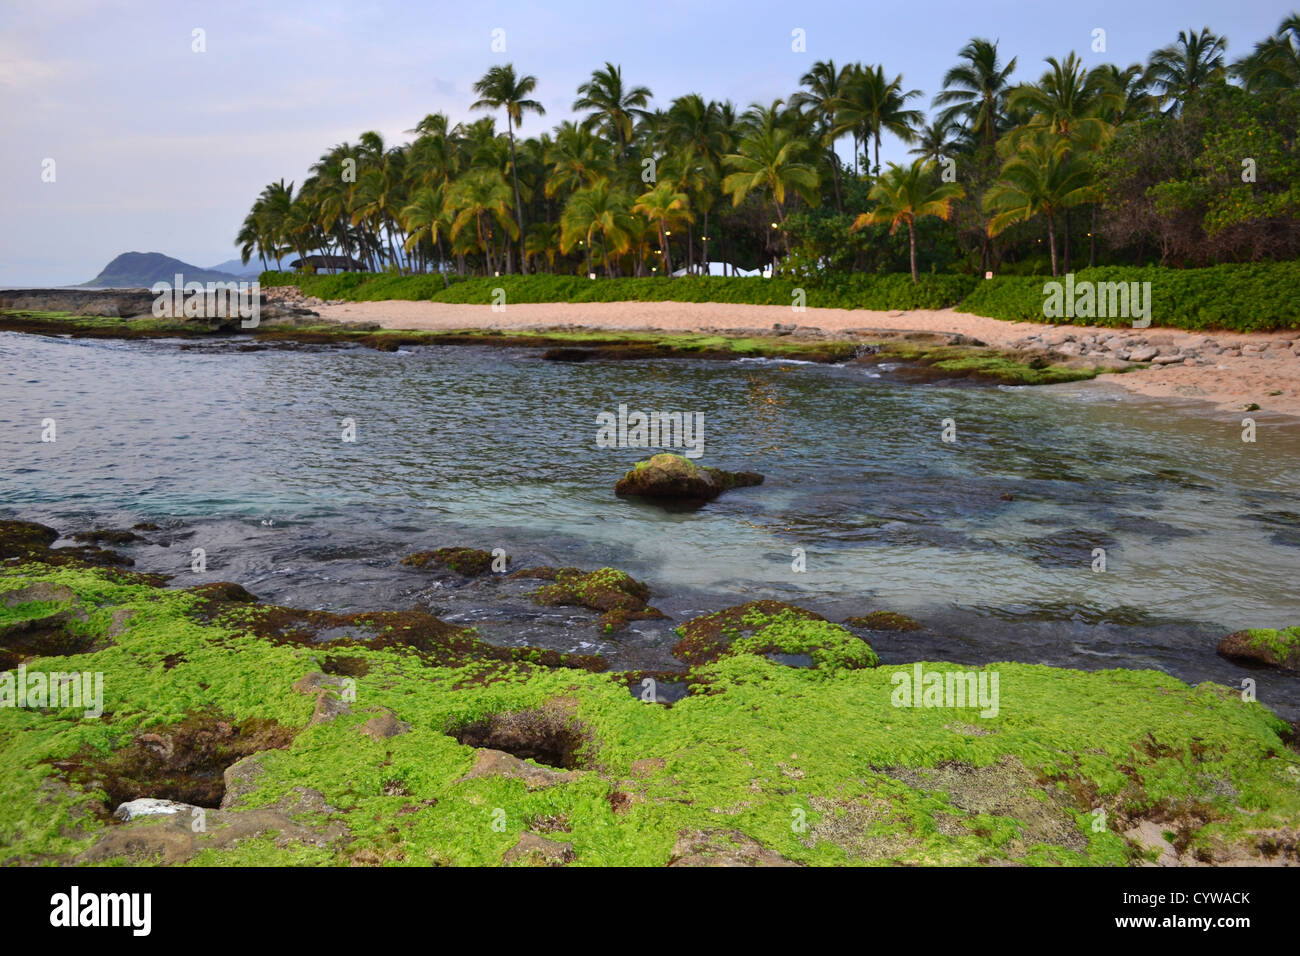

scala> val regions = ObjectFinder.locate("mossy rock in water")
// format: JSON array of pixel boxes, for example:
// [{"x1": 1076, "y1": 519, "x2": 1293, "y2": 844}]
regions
[
  {"x1": 529, "y1": 567, "x2": 663, "y2": 632},
  {"x1": 614, "y1": 453, "x2": 763, "y2": 502},
  {"x1": 674, "y1": 601, "x2": 877, "y2": 672},
  {"x1": 845, "y1": 611, "x2": 922, "y2": 632},
  {"x1": 1218, "y1": 627, "x2": 1300, "y2": 671},
  {"x1": 401, "y1": 547, "x2": 498, "y2": 576}
]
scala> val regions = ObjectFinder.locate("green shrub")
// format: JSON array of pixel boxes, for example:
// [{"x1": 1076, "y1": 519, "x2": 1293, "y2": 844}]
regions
[
  {"x1": 960, "y1": 263, "x2": 1300, "y2": 332},
  {"x1": 258, "y1": 271, "x2": 976, "y2": 311},
  {"x1": 260, "y1": 262, "x2": 1300, "y2": 332}
]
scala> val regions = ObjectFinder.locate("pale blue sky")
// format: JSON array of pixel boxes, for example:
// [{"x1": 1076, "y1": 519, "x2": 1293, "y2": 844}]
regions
[{"x1": 1, "y1": 0, "x2": 1292, "y2": 285}]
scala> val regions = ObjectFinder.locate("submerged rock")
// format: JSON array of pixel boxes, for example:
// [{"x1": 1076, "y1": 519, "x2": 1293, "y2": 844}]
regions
[
  {"x1": 674, "y1": 600, "x2": 877, "y2": 671},
  {"x1": 845, "y1": 611, "x2": 922, "y2": 632},
  {"x1": 1218, "y1": 627, "x2": 1300, "y2": 671},
  {"x1": 401, "y1": 547, "x2": 498, "y2": 576},
  {"x1": 614, "y1": 453, "x2": 764, "y2": 502},
  {"x1": 528, "y1": 566, "x2": 664, "y2": 632}
]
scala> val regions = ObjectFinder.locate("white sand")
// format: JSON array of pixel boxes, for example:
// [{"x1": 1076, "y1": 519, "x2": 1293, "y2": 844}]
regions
[{"x1": 308, "y1": 299, "x2": 1300, "y2": 419}]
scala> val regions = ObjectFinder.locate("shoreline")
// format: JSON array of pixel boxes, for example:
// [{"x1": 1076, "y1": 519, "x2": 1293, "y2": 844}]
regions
[
  {"x1": 3, "y1": 519, "x2": 1297, "y2": 866},
  {"x1": 305, "y1": 297, "x2": 1300, "y2": 420}
]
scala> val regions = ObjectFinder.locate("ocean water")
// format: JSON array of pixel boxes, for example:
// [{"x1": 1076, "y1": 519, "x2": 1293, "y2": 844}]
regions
[{"x1": 3, "y1": 330, "x2": 1298, "y2": 716}]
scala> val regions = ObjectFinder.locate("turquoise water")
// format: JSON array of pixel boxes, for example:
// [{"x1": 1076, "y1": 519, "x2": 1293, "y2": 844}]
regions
[{"x1": 3, "y1": 331, "x2": 1298, "y2": 713}]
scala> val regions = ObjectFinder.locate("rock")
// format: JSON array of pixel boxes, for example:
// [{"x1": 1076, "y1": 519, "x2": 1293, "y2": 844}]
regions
[
  {"x1": 1151, "y1": 353, "x2": 1184, "y2": 364},
  {"x1": 503, "y1": 832, "x2": 575, "y2": 866},
  {"x1": 221, "y1": 753, "x2": 268, "y2": 809},
  {"x1": 1217, "y1": 627, "x2": 1300, "y2": 671},
  {"x1": 844, "y1": 611, "x2": 922, "y2": 632},
  {"x1": 458, "y1": 748, "x2": 581, "y2": 790},
  {"x1": 614, "y1": 453, "x2": 763, "y2": 503},
  {"x1": 357, "y1": 709, "x2": 411, "y2": 741},
  {"x1": 668, "y1": 828, "x2": 800, "y2": 867},
  {"x1": 1125, "y1": 820, "x2": 1181, "y2": 866},
  {"x1": 527, "y1": 567, "x2": 663, "y2": 631},
  {"x1": 1129, "y1": 346, "x2": 1159, "y2": 362},
  {"x1": 1, "y1": 581, "x2": 78, "y2": 607},
  {"x1": 401, "y1": 547, "x2": 497, "y2": 576},
  {"x1": 292, "y1": 672, "x2": 353, "y2": 724},
  {"x1": 114, "y1": 797, "x2": 195, "y2": 822}
]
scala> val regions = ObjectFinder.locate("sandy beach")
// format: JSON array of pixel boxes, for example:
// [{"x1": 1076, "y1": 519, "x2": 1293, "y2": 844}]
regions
[{"x1": 309, "y1": 298, "x2": 1300, "y2": 419}]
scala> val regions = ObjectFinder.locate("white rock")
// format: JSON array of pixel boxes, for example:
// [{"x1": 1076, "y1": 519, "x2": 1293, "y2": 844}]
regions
[{"x1": 114, "y1": 798, "x2": 195, "y2": 822}]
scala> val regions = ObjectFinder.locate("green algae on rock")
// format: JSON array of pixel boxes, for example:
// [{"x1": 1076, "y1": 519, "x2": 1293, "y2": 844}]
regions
[
  {"x1": 527, "y1": 567, "x2": 664, "y2": 633},
  {"x1": 2, "y1": 543, "x2": 1299, "y2": 867},
  {"x1": 401, "y1": 547, "x2": 499, "y2": 576},
  {"x1": 674, "y1": 601, "x2": 878, "y2": 672},
  {"x1": 615, "y1": 453, "x2": 764, "y2": 503},
  {"x1": 1218, "y1": 627, "x2": 1300, "y2": 671}
]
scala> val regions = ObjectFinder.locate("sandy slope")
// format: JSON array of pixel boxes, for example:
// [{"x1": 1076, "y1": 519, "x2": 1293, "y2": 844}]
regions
[{"x1": 308, "y1": 298, "x2": 1300, "y2": 419}]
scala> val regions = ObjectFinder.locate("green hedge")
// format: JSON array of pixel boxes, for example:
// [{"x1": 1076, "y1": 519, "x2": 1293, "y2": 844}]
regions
[
  {"x1": 259, "y1": 271, "x2": 977, "y2": 311},
  {"x1": 260, "y1": 262, "x2": 1300, "y2": 332},
  {"x1": 959, "y1": 263, "x2": 1300, "y2": 332}
]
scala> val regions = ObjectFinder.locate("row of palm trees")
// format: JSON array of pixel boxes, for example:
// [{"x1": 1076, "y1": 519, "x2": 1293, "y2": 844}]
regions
[{"x1": 236, "y1": 15, "x2": 1300, "y2": 281}]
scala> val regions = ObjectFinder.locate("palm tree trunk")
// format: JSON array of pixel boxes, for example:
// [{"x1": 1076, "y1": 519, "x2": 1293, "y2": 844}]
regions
[
  {"x1": 507, "y1": 116, "x2": 527, "y2": 275},
  {"x1": 701, "y1": 210, "x2": 710, "y2": 273},
  {"x1": 1047, "y1": 213, "x2": 1059, "y2": 277},
  {"x1": 660, "y1": 223, "x2": 672, "y2": 274},
  {"x1": 830, "y1": 147, "x2": 843, "y2": 213},
  {"x1": 436, "y1": 235, "x2": 450, "y2": 288},
  {"x1": 1063, "y1": 207, "x2": 1071, "y2": 273},
  {"x1": 909, "y1": 220, "x2": 918, "y2": 283},
  {"x1": 1089, "y1": 205, "x2": 1097, "y2": 268}
]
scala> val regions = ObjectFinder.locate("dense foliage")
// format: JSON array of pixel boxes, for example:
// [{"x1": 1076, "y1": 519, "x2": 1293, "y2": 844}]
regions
[{"x1": 239, "y1": 16, "x2": 1300, "y2": 284}]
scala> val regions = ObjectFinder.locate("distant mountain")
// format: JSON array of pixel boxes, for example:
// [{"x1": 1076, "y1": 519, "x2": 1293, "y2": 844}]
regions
[
  {"x1": 82, "y1": 252, "x2": 241, "y2": 288},
  {"x1": 205, "y1": 258, "x2": 263, "y2": 279}
]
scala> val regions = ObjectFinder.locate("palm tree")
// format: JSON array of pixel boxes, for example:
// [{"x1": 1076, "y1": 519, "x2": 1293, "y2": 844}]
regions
[
  {"x1": 573, "y1": 62, "x2": 652, "y2": 157},
  {"x1": 445, "y1": 168, "x2": 517, "y2": 275},
  {"x1": 909, "y1": 118, "x2": 962, "y2": 163},
  {"x1": 933, "y1": 38, "x2": 1018, "y2": 148},
  {"x1": 793, "y1": 59, "x2": 852, "y2": 211},
  {"x1": 1093, "y1": 63, "x2": 1158, "y2": 124},
  {"x1": 472, "y1": 64, "x2": 546, "y2": 274},
  {"x1": 722, "y1": 124, "x2": 820, "y2": 256},
  {"x1": 1146, "y1": 27, "x2": 1228, "y2": 112},
  {"x1": 632, "y1": 182, "x2": 694, "y2": 275},
  {"x1": 560, "y1": 180, "x2": 632, "y2": 277},
  {"x1": 400, "y1": 186, "x2": 451, "y2": 286},
  {"x1": 839, "y1": 65, "x2": 923, "y2": 176},
  {"x1": 851, "y1": 160, "x2": 965, "y2": 283},
  {"x1": 1234, "y1": 14, "x2": 1300, "y2": 90},
  {"x1": 1007, "y1": 53, "x2": 1120, "y2": 149},
  {"x1": 524, "y1": 221, "x2": 560, "y2": 273},
  {"x1": 545, "y1": 121, "x2": 613, "y2": 198},
  {"x1": 984, "y1": 131, "x2": 1099, "y2": 277}
]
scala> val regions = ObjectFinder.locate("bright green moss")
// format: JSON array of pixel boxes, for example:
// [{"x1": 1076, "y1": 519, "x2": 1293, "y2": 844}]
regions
[{"x1": 1, "y1": 562, "x2": 1297, "y2": 867}]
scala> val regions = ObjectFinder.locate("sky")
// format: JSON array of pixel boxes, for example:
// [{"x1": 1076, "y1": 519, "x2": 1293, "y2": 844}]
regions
[{"x1": 1, "y1": 0, "x2": 1293, "y2": 286}]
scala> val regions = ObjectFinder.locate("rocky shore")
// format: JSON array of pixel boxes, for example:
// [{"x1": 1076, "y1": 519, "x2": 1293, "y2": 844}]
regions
[{"x1": 2, "y1": 518, "x2": 1297, "y2": 867}]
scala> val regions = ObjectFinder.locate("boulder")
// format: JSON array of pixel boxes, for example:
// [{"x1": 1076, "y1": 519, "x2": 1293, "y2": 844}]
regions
[
  {"x1": 1218, "y1": 627, "x2": 1300, "y2": 671},
  {"x1": 614, "y1": 453, "x2": 763, "y2": 502}
]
